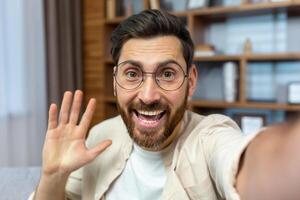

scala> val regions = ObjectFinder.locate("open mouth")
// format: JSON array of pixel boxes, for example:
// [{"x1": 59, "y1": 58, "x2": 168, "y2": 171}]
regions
[{"x1": 132, "y1": 109, "x2": 167, "y2": 129}]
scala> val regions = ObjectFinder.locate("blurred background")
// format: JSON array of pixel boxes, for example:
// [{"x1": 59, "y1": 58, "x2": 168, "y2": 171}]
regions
[
  {"x1": 1, "y1": 0, "x2": 300, "y2": 167},
  {"x1": 1, "y1": 0, "x2": 46, "y2": 167},
  {"x1": 0, "y1": 1, "x2": 300, "y2": 198},
  {"x1": 0, "y1": 0, "x2": 82, "y2": 167},
  {"x1": 0, "y1": 0, "x2": 82, "y2": 198}
]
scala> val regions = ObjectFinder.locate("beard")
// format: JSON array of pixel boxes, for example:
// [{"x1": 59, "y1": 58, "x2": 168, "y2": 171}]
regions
[{"x1": 116, "y1": 88, "x2": 188, "y2": 151}]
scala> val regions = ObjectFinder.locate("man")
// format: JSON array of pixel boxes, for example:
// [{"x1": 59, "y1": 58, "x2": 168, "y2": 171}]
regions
[{"x1": 32, "y1": 10, "x2": 300, "y2": 200}]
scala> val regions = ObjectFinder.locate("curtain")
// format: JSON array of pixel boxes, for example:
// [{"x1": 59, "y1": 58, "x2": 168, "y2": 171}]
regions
[
  {"x1": 44, "y1": 0, "x2": 83, "y2": 106},
  {"x1": 0, "y1": 0, "x2": 83, "y2": 166},
  {"x1": 0, "y1": 0, "x2": 47, "y2": 166}
]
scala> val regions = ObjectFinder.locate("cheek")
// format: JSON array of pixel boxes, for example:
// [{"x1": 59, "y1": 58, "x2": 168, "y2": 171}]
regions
[
  {"x1": 116, "y1": 88, "x2": 136, "y2": 107},
  {"x1": 167, "y1": 96, "x2": 180, "y2": 107},
  {"x1": 164, "y1": 89, "x2": 187, "y2": 109}
]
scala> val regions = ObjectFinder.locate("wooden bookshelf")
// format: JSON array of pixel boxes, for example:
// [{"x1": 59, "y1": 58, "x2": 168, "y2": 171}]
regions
[
  {"x1": 83, "y1": 0, "x2": 300, "y2": 124},
  {"x1": 245, "y1": 53, "x2": 300, "y2": 61},
  {"x1": 105, "y1": 52, "x2": 300, "y2": 67},
  {"x1": 191, "y1": 100, "x2": 300, "y2": 111},
  {"x1": 194, "y1": 53, "x2": 300, "y2": 61},
  {"x1": 194, "y1": 55, "x2": 242, "y2": 62},
  {"x1": 103, "y1": 95, "x2": 300, "y2": 111},
  {"x1": 191, "y1": 1, "x2": 300, "y2": 16}
]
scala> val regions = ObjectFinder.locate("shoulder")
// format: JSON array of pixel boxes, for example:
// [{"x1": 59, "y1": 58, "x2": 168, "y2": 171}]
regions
[
  {"x1": 185, "y1": 111, "x2": 240, "y2": 135},
  {"x1": 174, "y1": 111, "x2": 242, "y2": 154}
]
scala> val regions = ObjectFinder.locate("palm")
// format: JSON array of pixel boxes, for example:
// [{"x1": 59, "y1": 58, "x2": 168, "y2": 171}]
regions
[{"x1": 42, "y1": 91, "x2": 111, "y2": 176}]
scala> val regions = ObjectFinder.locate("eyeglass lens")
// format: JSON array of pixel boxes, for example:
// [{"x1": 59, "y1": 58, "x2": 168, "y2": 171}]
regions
[{"x1": 115, "y1": 62, "x2": 186, "y2": 91}]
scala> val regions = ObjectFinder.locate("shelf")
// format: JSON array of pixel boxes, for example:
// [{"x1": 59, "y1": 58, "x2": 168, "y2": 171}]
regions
[
  {"x1": 169, "y1": 11, "x2": 189, "y2": 17},
  {"x1": 106, "y1": 53, "x2": 300, "y2": 64},
  {"x1": 103, "y1": 96, "x2": 300, "y2": 111},
  {"x1": 194, "y1": 55, "x2": 242, "y2": 62},
  {"x1": 191, "y1": 1, "x2": 300, "y2": 17},
  {"x1": 194, "y1": 53, "x2": 300, "y2": 62},
  {"x1": 104, "y1": 1, "x2": 300, "y2": 24},
  {"x1": 245, "y1": 52, "x2": 300, "y2": 61},
  {"x1": 191, "y1": 100, "x2": 300, "y2": 111}
]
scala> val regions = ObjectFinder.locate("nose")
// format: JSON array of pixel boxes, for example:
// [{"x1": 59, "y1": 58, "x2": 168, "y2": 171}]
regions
[{"x1": 137, "y1": 75, "x2": 161, "y2": 104}]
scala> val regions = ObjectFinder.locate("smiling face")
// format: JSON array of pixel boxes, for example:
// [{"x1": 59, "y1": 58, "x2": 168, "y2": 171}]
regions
[{"x1": 114, "y1": 36, "x2": 197, "y2": 151}]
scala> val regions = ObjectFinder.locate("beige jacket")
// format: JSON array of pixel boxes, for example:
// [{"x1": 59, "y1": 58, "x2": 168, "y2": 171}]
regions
[
  {"x1": 29, "y1": 111, "x2": 258, "y2": 200},
  {"x1": 64, "y1": 111, "x2": 257, "y2": 200}
]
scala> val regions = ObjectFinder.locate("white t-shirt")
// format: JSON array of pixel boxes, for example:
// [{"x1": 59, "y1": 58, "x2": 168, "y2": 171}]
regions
[{"x1": 105, "y1": 143, "x2": 167, "y2": 200}]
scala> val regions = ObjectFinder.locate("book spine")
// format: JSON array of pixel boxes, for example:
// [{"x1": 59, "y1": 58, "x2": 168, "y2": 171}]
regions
[
  {"x1": 149, "y1": 0, "x2": 160, "y2": 9},
  {"x1": 223, "y1": 62, "x2": 237, "y2": 102},
  {"x1": 106, "y1": 0, "x2": 116, "y2": 19}
]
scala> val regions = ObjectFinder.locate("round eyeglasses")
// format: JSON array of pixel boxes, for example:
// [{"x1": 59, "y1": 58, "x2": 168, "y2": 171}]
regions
[{"x1": 114, "y1": 61, "x2": 188, "y2": 91}]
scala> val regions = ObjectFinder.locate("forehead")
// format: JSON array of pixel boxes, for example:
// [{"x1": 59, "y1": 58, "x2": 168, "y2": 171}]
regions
[{"x1": 118, "y1": 36, "x2": 185, "y2": 69}]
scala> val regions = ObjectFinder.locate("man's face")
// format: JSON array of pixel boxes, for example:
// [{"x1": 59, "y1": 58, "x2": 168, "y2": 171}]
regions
[{"x1": 114, "y1": 36, "x2": 197, "y2": 151}]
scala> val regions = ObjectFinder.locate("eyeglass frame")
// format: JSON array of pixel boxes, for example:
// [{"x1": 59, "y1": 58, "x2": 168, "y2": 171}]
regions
[{"x1": 113, "y1": 60, "x2": 189, "y2": 91}]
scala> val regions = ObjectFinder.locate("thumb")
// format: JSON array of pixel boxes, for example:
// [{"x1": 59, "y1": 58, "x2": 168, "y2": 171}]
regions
[{"x1": 86, "y1": 140, "x2": 112, "y2": 161}]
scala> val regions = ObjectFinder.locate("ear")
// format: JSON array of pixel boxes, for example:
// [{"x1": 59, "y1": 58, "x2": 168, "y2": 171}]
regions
[
  {"x1": 187, "y1": 64, "x2": 198, "y2": 98},
  {"x1": 113, "y1": 66, "x2": 117, "y2": 96}
]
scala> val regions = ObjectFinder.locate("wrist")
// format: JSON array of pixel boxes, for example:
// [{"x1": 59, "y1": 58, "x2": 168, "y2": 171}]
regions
[
  {"x1": 40, "y1": 170, "x2": 70, "y2": 184},
  {"x1": 35, "y1": 172, "x2": 69, "y2": 200}
]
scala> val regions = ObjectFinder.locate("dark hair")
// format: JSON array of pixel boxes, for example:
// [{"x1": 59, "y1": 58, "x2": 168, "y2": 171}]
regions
[{"x1": 110, "y1": 9, "x2": 194, "y2": 69}]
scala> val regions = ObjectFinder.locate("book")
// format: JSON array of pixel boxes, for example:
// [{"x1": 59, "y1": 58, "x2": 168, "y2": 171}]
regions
[
  {"x1": 223, "y1": 62, "x2": 237, "y2": 102},
  {"x1": 188, "y1": 0, "x2": 208, "y2": 9},
  {"x1": 149, "y1": 0, "x2": 160, "y2": 9},
  {"x1": 106, "y1": 0, "x2": 116, "y2": 19}
]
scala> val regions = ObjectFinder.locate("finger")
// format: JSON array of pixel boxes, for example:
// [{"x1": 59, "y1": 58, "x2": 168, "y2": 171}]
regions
[
  {"x1": 86, "y1": 140, "x2": 112, "y2": 161},
  {"x1": 59, "y1": 91, "x2": 73, "y2": 124},
  {"x1": 69, "y1": 90, "x2": 83, "y2": 125},
  {"x1": 48, "y1": 104, "x2": 58, "y2": 130},
  {"x1": 79, "y1": 98, "x2": 96, "y2": 135}
]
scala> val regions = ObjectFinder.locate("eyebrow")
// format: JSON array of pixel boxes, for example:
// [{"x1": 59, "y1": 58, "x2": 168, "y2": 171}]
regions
[
  {"x1": 117, "y1": 60, "x2": 142, "y2": 68},
  {"x1": 157, "y1": 59, "x2": 181, "y2": 68},
  {"x1": 118, "y1": 59, "x2": 182, "y2": 70}
]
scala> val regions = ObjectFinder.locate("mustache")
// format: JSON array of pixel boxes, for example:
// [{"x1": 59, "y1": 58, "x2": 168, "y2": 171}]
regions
[{"x1": 129, "y1": 101, "x2": 168, "y2": 111}]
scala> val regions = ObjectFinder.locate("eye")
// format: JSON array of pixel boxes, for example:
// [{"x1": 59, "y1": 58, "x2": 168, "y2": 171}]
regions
[
  {"x1": 163, "y1": 71, "x2": 174, "y2": 78},
  {"x1": 126, "y1": 71, "x2": 138, "y2": 78},
  {"x1": 123, "y1": 68, "x2": 141, "y2": 81},
  {"x1": 158, "y1": 68, "x2": 176, "y2": 81}
]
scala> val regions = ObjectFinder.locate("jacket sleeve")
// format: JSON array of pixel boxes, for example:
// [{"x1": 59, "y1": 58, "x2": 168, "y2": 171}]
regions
[
  {"x1": 200, "y1": 114, "x2": 259, "y2": 200},
  {"x1": 64, "y1": 167, "x2": 83, "y2": 200}
]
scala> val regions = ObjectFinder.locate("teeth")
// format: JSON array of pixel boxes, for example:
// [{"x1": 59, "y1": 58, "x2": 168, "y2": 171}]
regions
[{"x1": 137, "y1": 110, "x2": 164, "y2": 116}]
